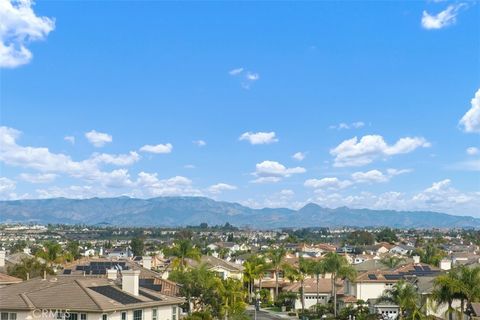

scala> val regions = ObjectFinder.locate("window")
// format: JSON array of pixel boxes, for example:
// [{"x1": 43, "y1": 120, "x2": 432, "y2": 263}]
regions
[
  {"x1": 66, "y1": 314, "x2": 78, "y2": 320},
  {"x1": 172, "y1": 307, "x2": 177, "y2": 320},
  {"x1": 133, "y1": 310, "x2": 142, "y2": 320},
  {"x1": 80, "y1": 315, "x2": 87, "y2": 320},
  {"x1": 1, "y1": 314, "x2": 16, "y2": 320},
  {"x1": 152, "y1": 309, "x2": 157, "y2": 320},
  {"x1": 122, "y1": 312, "x2": 127, "y2": 320},
  {"x1": 102, "y1": 315, "x2": 108, "y2": 320}
]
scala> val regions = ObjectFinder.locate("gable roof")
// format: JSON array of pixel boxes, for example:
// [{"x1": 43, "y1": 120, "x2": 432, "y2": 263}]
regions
[{"x1": 0, "y1": 276, "x2": 184, "y2": 312}]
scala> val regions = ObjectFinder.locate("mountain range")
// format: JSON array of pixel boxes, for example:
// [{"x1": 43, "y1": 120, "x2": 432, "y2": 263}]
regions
[{"x1": 0, "y1": 196, "x2": 479, "y2": 229}]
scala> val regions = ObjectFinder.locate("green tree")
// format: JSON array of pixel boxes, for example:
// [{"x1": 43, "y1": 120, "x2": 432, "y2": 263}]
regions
[
  {"x1": 66, "y1": 240, "x2": 81, "y2": 260},
  {"x1": 7, "y1": 257, "x2": 54, "y2": 280},
  {"x1": 323, "y1": 252, "x2": 357, "y2": 317},
  {"x1": 130, "y1": 237, "x2": 145, "y2": 256},
  {"x1": 379, "y1": 280, "x2": 421, "y2": 320},
  {"x1": 243, "y1": 257, "x2": 268, "y2": 302},
  {"x1": 267, "y1": 247, "x2": 287, "y2": 300},
  {"x1": 345, "y1": 231, "x2": 375, "y2": 246},
  {"x1": 309, "y1": 259, "x2": 327, "y2": 306},
  {"x1": 456, "y1": 266, "x2": 480, "y2": 314},
  {"x1": 36, "y1": 241, "x2": 62, "y2": 263},
  {"x1": 380, "y1": 256, "x2": 405, "y2": 269},
  {"x1": 432, "y1": 272, "x2": 462, "y2": 320},
  {"x1": 167, "y1": 239, "x2": 201, "y2": 270},
  {"x1": 376, "y1": 228, "x2": 398, "y2": 243}
]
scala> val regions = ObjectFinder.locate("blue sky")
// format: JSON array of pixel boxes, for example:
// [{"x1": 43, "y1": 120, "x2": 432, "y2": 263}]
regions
[{"x1": 0, "y1": 0, "x2": 479, "y2": 216}]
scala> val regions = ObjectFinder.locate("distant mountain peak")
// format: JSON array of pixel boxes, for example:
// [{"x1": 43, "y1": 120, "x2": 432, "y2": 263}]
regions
[{"x1": 0, "y1": 196, "x2": 478, "y2": 229}]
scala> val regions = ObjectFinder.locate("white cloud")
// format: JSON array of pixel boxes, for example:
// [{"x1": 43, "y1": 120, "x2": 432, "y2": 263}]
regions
[
  {"x1": 330, "y1": 135, "x2": 431, "y2": 167},
  {"x1": 330, "y1": 121, "x2": 365, "y2": 130},
  {"x1": 292, "y1": 152, "x2": 306, "y2": 161},
  {"x1": 89, "y1": 151, "x2": 140, "y2": 166},
  {"x1": 229, "y1": 67, "x2": 243, "y2": 75},
  {"x1": 140, "y1": 143, "x2": 173, "y2": 154},
  {"x1": 85, "y1": 130, "x2": 112, "y2": 147},
  {"x1": 245, "y1": 72, "x2": 259, "y2": 81},
  {"x1": 466, "y1": 147, "x2": 479, "y2": 155},
  {"x1": 193, "y1": 140, "x2": 206, "y2": 147},
  {"x1": 134, "y1": 172, "x2": 201, "y2": 197},
  {"x1": 252, "y1": 160, "x2": 306, "y2": 183},
  {"x1": 459, "y1": 88, "x2": 480, "y2": 133},
  {"x1": 19, "y1": 172, "x2": 56, "y2": 184},
  {"x1": 64, "y1": 136, "x2": 75, "y2": 144},
  {"x1": 421, "y1": 4, "x2": 465, "y2": 30},
  {"x1": 304, "y1": 177, "x2": 352, "y2": 190},
  {"x1": 184, "y1": 164, "x2": 196, "y2": 169},
  {"x1": 310, "y1": 179, "x2": 480, "y2": 216},
  {"x1": 351, "y1": 168, "x2": 411, "y2": 183},
  {"x1": 305, "y1": 168, "x2": 410, "y2": 191},
  {"x1": 0, "y1": 0, "x2": 55, "y2": 68},
  {"x1": 0, "y1": 177, "x2": 16, "y2": 194},
  {"x1": 239, "y1": 131, "x2": 278, "y2": 145},
  {"x1": 0, "y1": 126, "x2": 137, "y2": 187},
  {"x1": 207, "y1": 183, "x2": 237, "y2": 194}
]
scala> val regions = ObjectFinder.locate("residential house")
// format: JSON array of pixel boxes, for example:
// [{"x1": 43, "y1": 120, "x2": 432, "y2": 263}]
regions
[
  {"x1": 284, "y1": 277, "x2": 338, "y2": 310},
  {"x1": 0, "y1": 271, "x2": 184, "y2": 320}
]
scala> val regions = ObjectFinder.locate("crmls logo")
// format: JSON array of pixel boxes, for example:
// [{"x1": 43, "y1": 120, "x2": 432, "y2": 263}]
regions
[{"x1": 32, "y1": 309, "x2": 71, "y2": 319}]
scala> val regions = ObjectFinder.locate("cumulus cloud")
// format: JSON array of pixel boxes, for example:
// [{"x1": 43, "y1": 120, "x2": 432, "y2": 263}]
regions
[
  {"x1": 329, "y1": 121, "x2": 365, "y2": 130},
  {"x1": 351, "y1": 168, "x2": 411, "y2": 183},
  {"x1": 421, "y1": 4, "x2": 465, "y2": 30},
  {"x1": 85, "y1": 130, "x2": 112, "y2": 147},
  {"x1": 459, "y1": 89, "x2": 480, "y2": 133},
  {"x1": 134, "y1": 172, "x2": 201, "y2": 197},
  {"x1": 305, "y1": 169, "x2": 411, "y2": 191},
  {"x1": 310, "y1": 179, "x2": 480, "y2": 216},
  {"x1": 466, "y1": 147, "x2": 479, "y2": 155},
  {"x1": 207, "y1": 183, "x2": 237, "y2": 194},
  {"x1": 19, "y1": 172, "x2": 56, "y2": 183},
  {"x1": 305, "y1": 177, "x2": 352, "y2": 190},
  {"x1": 64, "y1": 136, "x2": 75, "y2": 144},
  {"x1": 330, "y1": 135, "x2": 431, "y2": 167},
  {"x1": 239, "y1": 131, "x2": 278, "y2": 145},
  {"x1": 140, "y1": 143, "x2": 173, "y2": 154},
  {"x1": 0, "y1": 126, "x2": 136, "y2": 187},
  {"x1": 292, "y1": 152, "x2": 306, "y2": 161},
  {"x1": 0, "y1": 177, "x2": 16, "y2": 195},
  {"x1": 0, "y1": 0, "x2": 55, "y2": 68},
  {"x1": 89, "y1": 151, "x2": 140, "y2": 166},
  {"x1": 252, "y1": 160, "x2": 306, "y2": 183}
]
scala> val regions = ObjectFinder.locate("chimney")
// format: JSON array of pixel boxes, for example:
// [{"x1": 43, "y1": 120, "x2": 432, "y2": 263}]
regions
[
  {"x1": 122, "y1": 269, "x2": 140, "y2": 296},
  {"x1": 107, "y1": 268, "x2": 118, "y2": 280},
  {"x1": 413, "y1": 255, "x2": 420, "y2": 264},
  {"x1": 0, "y1": 250, "x2": 5, "y2": 268},
  {"x1": 142, "y1": 256, "x2": 152, "y2": 270},
  {"x1": 440, "y1": 259, "x2": 452, "y2": 271}
]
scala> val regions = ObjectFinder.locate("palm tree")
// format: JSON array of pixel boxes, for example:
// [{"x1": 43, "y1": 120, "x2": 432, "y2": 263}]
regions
[
  {"x1": 379, "y1": 280, "x2": 420, "y2": 320},
  {"x1": 220, "y1": 278, "x2": 246, "y2": 320},
  {"x1": 457, "y1": 265, "x2": 480, "y2": 314},
  {"x1": 432, "y1": 271, "x2": 462, "y2": 320},
  {"x1": 380, "y1": 256, "x2": 405, "y2": 269},
  {"x1": 323, "y1": 252, "x2": 357, "y2": 317},
  {"x1": 168, "y1": 239, "x2": 201, "y2": 270},
  {"x1": 309, "y1": 259, "x2": 326, "y2": 306},
  {"x1": 283, "y1": 258, "x2": 311, "y2": 313},
  {"x1": 267, "y1": 247, "x2": 287, "y2": 300}
]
